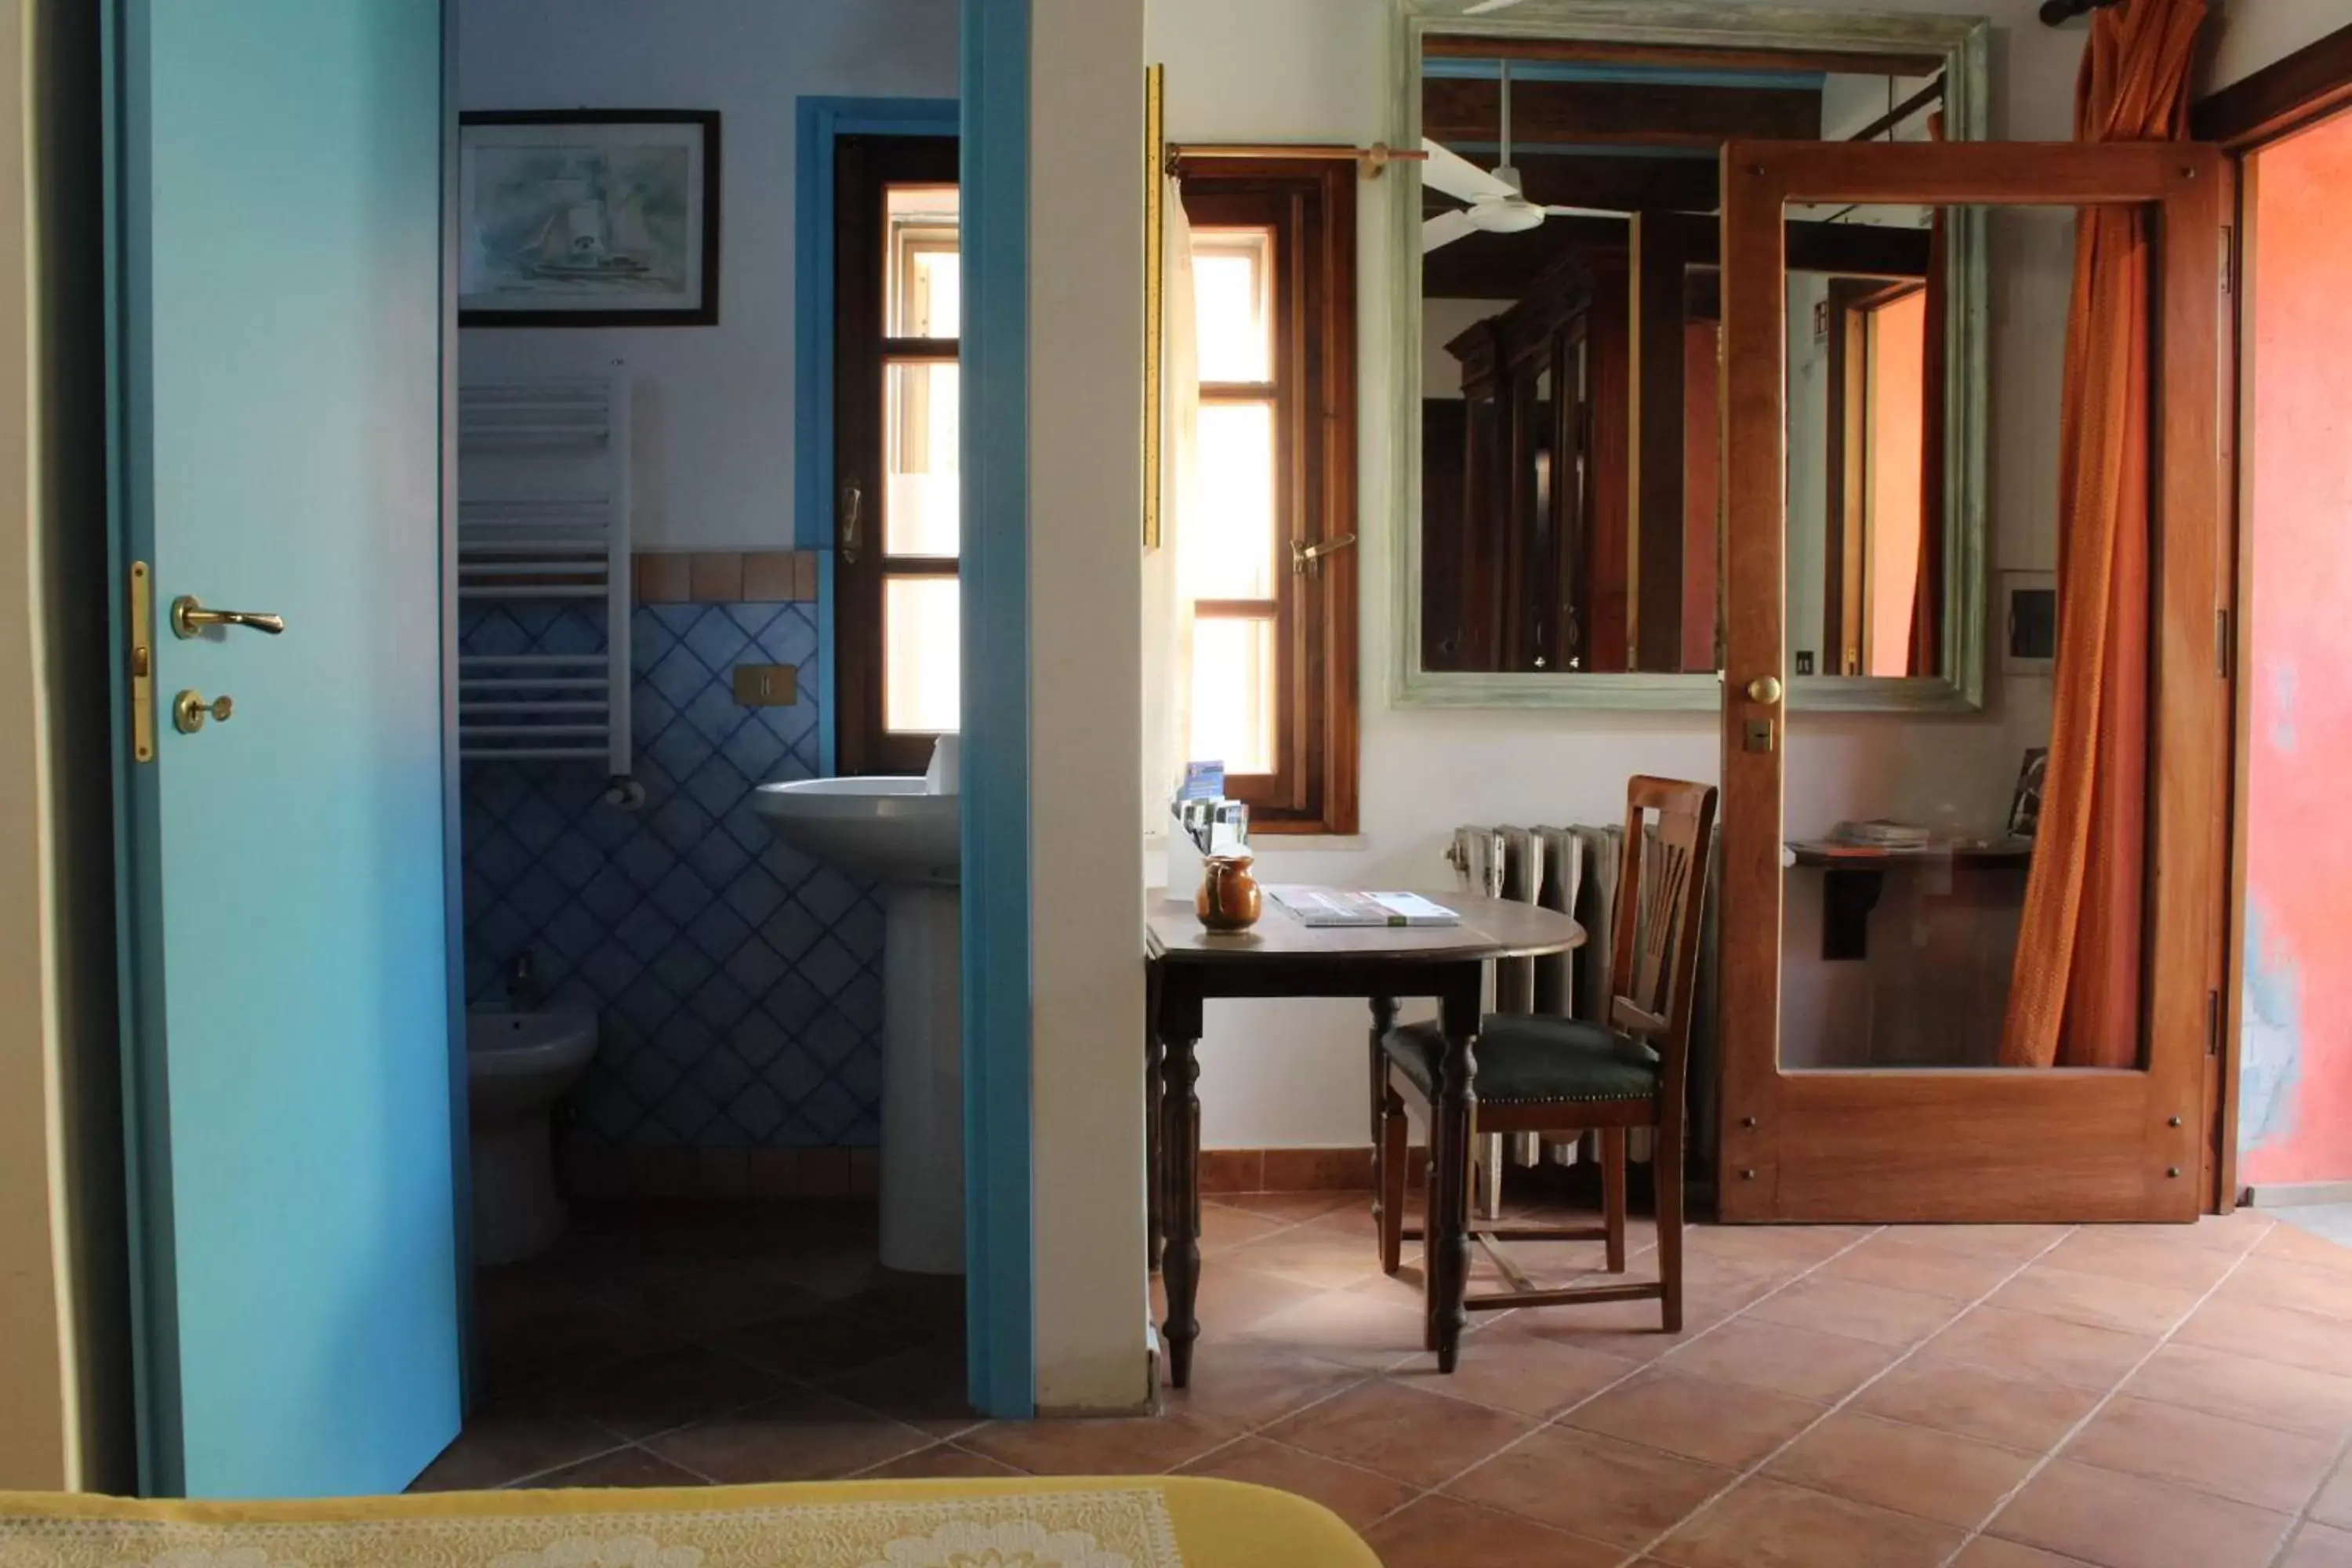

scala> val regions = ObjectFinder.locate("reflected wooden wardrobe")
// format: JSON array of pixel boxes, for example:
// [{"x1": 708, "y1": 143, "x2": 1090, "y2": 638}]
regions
[{"x1": 1713, "y1": 139, "x2": 2233, "y2": 1223}]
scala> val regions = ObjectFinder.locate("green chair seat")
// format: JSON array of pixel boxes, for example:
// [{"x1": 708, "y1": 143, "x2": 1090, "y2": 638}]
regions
[{"x1": 1381, "y1": 1013, "x2": 1661, "y2": 1105}]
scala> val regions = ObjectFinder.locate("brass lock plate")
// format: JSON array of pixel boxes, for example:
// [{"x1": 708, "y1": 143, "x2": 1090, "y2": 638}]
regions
[
  {"x1": 129, "y1": 562, "x2": 156, "y2": 762},
  {"x1": 1743, "y1": 717, "x2": 1776, "y2": 753},
  {"x1": 173, "y1": 691, "x2": 234, "y2": 734}
]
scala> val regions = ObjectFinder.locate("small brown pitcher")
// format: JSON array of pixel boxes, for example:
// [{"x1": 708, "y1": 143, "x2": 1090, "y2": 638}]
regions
[{"x1": 1196, "y1": 853, "x2": 1262, "y2": 932}]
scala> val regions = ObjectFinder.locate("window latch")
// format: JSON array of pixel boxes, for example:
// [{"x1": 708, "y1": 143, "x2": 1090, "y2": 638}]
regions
[{"x1": 1290, "y1": 533, "x2": 1357, "y2": 578}]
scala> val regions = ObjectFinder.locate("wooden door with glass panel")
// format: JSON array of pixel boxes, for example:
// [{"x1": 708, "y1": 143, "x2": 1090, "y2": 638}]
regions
[
  {"x1": 1716, "y1": 139, "x2": 2230, "y2": 1222},
  {"x1": 837, "y1": 135, "x2": 960, "y2": 775}
]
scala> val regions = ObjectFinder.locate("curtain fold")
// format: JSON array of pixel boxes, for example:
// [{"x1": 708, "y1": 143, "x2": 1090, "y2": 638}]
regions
[
  {"x1": 1999, "y1": 0, "x2": 2205, "y2": 1069},
  {"x1": 1141, "y1": 175, "x2": 1200, "y2": 833},
  {"x1": 1907, "y1": 111, "x2": 1949, "y2": 677}
]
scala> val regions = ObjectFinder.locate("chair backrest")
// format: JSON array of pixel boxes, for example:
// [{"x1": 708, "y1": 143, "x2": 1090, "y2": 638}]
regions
[{"x1": 1606, "y1": 778, "x2": 1719, "y2": 1093}]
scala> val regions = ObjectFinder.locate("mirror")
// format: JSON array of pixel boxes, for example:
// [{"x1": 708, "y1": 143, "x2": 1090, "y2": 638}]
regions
[{"x1": 1399, "y1": 3, "x2": 1989, "y2": 707}]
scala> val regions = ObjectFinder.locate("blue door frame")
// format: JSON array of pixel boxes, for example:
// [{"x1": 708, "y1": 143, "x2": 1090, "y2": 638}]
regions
[{"x1": 795, "y1": 57, "x2": 1034, "y2": 1417}]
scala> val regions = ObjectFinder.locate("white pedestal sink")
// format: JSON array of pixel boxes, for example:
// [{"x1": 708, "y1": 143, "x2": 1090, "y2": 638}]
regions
[{"x1": 752, "y1": 777, "x2": 961, "y2": 1275}]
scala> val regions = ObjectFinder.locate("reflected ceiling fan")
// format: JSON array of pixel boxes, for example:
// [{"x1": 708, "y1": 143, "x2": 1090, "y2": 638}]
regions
[{"x1": 1421, "y1": 59, "x2": 1635, "y2": 253}]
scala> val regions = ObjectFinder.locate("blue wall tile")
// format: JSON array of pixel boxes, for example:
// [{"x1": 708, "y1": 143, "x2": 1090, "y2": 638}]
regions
[{"x1": 460, "y1": 598, "x2": 882, "y2": 1148}]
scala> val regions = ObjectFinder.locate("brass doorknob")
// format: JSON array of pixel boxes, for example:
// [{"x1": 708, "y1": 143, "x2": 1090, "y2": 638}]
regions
[
  {"x1": 1746, "y1": 675, "x2": 1784, "y2": 704},
  {"x1": 171, "y1": 595, "x2": 285, "y2": 639},
  {"x1": 172, "y1": 691, "x2": 234, "y2": 734}
]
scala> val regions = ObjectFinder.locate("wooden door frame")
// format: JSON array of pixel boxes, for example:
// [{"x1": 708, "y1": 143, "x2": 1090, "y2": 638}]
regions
[{"x1": 1717, "y1": 140, "x2": 2231, "y2": 1223}]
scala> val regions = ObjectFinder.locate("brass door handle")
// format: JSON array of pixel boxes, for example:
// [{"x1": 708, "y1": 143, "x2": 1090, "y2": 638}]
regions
[
  {"x1": 172, "y1": 691, "x2": 234, "y2": 734},
  {"x1": 1290, "y1": 533, "x2": 1357, "y2": 576},
  {"x1": 172, "y1": 596, "x2": 285, "y2": 639},
  {"x1": 1746, "y1": 674, "x2": 1784, "y2": 704}
]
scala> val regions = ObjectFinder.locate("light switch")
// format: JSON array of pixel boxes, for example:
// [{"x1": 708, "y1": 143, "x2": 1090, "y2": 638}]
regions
[{"x1": 733, "y1": 664, "x2": 798, "y2": 707}]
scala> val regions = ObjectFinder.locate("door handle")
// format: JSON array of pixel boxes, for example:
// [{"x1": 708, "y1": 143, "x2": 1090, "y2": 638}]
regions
[
  {"x1": 171, "y1": 595, "x2": 286, "y2": 639},
  {"x1": 1745, "y1": 674, "x2": 1784, "y2": 705},
  {"x1": 1290, "y1": 532, "x2": 1357, "y2": 577},
  {"x1": 840, "y1": 480, "x2": 864, "y2": 565}
]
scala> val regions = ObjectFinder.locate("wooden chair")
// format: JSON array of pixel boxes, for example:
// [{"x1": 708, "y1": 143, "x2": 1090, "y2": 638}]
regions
[{"x1": 1372, "y1": 775, "x2": 1718, "y2": 1338}]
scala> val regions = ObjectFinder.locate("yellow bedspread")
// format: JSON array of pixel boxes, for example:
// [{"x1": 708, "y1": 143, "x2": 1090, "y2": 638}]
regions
[{"x1": 0, "y1": 1475, "x2": 1381, "y2": 1568}]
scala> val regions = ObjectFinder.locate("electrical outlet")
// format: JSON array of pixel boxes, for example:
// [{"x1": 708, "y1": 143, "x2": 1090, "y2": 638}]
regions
[{"x1": 732, "y1": 664, "x2": 798, "y2": 707}]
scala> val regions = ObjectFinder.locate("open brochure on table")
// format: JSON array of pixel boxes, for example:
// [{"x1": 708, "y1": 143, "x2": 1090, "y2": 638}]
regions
[{"x1": 1263, "y1": 887, "x2": 1462, "y2": 927}]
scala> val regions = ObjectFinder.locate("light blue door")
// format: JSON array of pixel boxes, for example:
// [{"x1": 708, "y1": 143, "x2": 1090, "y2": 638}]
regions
[{"x1": 110, "y1": 0, "x2": 459, "y2": 1498}]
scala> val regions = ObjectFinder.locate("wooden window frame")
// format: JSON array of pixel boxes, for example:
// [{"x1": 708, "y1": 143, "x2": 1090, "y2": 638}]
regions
[
  {"x1": 1178, "y1": 160, "x2": 1359, "y2": 836},
  {"x1": 836, "y1": 133, "x2": 960, "y2": 777}
]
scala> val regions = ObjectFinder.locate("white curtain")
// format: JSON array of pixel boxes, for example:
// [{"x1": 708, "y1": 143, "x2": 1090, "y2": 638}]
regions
[{"x1": 1141, "y1": 174, "x2": 1199, "y2": 834}]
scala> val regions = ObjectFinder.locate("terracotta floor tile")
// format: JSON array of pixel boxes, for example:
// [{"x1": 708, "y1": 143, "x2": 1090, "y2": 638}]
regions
[
  {"x1": 1158, "y1": 1340, "x2": 1367, "y2": 1430},
  {"x1": 1238, "y1": 1290, "x2": 1428, "y2": 1373},
  {"x1": 957, "y1": 1410, "x2": 1241, "y2": 1476},
  {"x1": 2078, "y1": 1214, "x2": 2271, "y2": 1256},
  {"x1": 1206, "y1": 1191, "x2": 1363, "y2": 1223},
  {"x1": 1982, "y1": 1263, "x2": 2204, "y2": 1338},
  {"x1": 2256, "y1": 1221, "x2": 2352, "y2": 1274},
  {"x1": 1444, "y1": 1425, "x2": 1733, "y2": 1548},
  {"x1": 2175, "y1": 1294, "x2": 2352, "y2": 1377},
  {"x1": 1659, "y1": 1316, "x2": 1903, "y2": 1403},
  {"x1": 2315, "y1": 1452, "x2": 2352, "y2": 1529},
  {"x1": 2062, "y1": 1395, "x2": 2338, "y2": 1513},
  {"x1": 2123, "y1": 1342, "x2": 2352, "y2": 1438},
  {"x1": 1220, "y1": 1221, "x2": 1388, "y2": 1290},
  {"x1": 1384, "y1": 1336, "x2": 1641, "y2": 1419},
  {"x1": 2222, "y1": 1256, "x2": 2352, "y2": 1322},
  {"x1": 1853, "y1": 1356, "x2": 2104, "y2": 1453},
  {"x1": 2282, "y1": 1523, "x2": 2352, "y2": 1568},
  {"x1": 517, "y1": 1446, "x2": 710, "y2": 1489},
  {"x1": 642, "y1": 1389, "x2": 932, "y2": 1483},
  {"x1": 1152, "y1": 1261, "x2": 1327, "y2": 1334},
  {"x1": 1766, "y1": 1410, "x2": 2036, "y2": 1528},
  {"x1": 1264, "y1": 1379, "x2": 1534, "y2": 1487},
  {"x1": 1685, "y1": 1223, "x2": 1878, "y2": 1266},
  {"x1": 552, "y1": 1343, "x2": 787, "y2": 1440},
  {"x1": 1926, "y1": 1304, "x2": 2158, "y2": 1392},
  {"x1": 1175, "y1": 1436, "x2": 1417, "y2": 1529},
  {"x1": 1951, "y1": 1539, "x2": 2103, "y2": 1567},
  {"x1": 1746, "y1": 1274, "x2": 1969, "y2": 1347},
  {"x1": 816, "y1": 1341, "x2": 982, "y2": 1439},
  {"x1": 1363, "y1": 1494, "x2": 1624, "y2": 1568},
  {"x1": 1817, "y1": 1233, "x2": 2038, "y2": 1301},
  {"x1": 1480, "y1": 1292, "x2": 1722, "y2": 1363},
  {"x1": 1563, "y1": 1367, "x2": 1827, "y2": 1468},
  {"x1": 850, "y1": 1442, "x2": 1026, "y2": 1479},
  {"x1": 407, "y1": 1411, "x2": 620, "y2": 1492},
  {"x1": 1650, "y1": 1476, "x2": 1965, "y2": 1568},
  {"x1": 1889, "y1": 1224, "x2": 2076, "y2": 1261},
  {"x1": 1198, "y1": 1203, "x2": 1290, "y2": 1253},
  {"x1": 1989, "y1": 1458, "x2": 2291, "y2": 1568},
  {"x1": 1345, "y1": 1260, "x2": 1434, "y2": 1312},
  {"x1": 2042, "y1": 1228, "x2": 2244, "y2": 1292}
]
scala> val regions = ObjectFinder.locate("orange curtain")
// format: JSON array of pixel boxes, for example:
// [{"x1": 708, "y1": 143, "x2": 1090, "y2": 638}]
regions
[
  {"x1": 1907, "y1": 114, "x2": 1949, "y2": 677},
  {"x1": 2000, "y1": 0, "x2": 2205, "y2": 1069}
]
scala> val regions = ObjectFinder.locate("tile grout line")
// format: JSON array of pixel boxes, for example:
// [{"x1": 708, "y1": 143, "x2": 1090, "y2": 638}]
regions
[
  {"x1": 1933, "y1": 1223, "x2": 2279, "y2": 1568},
  {"x1": 1605, "y1": 1223, "x2": 2082, "y2": 1567},
  {"x1": 1353, "y1": 1222, "x2": 1896, "y2": 1547},
  {"x1": 2259, "y1": 1413, "x2": 2352, "y2": 1568}
]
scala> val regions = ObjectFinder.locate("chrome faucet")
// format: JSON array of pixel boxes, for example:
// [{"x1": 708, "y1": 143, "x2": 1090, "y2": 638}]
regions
[{"x1": 505, "y1": 949, "x2": 539, "y2": 1010}]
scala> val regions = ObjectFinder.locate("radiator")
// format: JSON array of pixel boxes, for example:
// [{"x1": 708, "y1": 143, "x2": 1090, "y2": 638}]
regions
[{"x1": 1446, "y1": 822, "x2": 1722, "y2": 1214}]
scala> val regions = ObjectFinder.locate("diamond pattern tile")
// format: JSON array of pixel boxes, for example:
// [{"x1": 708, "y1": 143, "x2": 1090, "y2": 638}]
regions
[{"x1": 460, "y1": 599, "x2": 881, "y2": 1149}]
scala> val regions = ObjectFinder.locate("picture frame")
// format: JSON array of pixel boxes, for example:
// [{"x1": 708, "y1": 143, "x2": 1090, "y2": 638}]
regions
[{"x1": 459, "y1": 111, "x2": 720, "y2": 326}]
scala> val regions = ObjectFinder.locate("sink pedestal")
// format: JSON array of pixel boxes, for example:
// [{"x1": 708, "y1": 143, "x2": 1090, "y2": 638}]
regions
[{"x1": 880, "y1": 883, "x2": 964, "y2": 1275}]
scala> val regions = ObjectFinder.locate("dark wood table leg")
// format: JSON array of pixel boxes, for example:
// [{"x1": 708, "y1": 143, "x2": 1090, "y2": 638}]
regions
[
  {"x1": 1157, "y1": 974, "x2": 1205, "y2": 1388},
  {"x1": 1367, "y1": 996, "x2": 1397, "y2": 1246},
  {"x1": 1145, "y1": 962, "x2": 1165, "y2": 1275},
  {"x1": 1429, "y1": 971, "x2": 1483, "y2": 1373}
]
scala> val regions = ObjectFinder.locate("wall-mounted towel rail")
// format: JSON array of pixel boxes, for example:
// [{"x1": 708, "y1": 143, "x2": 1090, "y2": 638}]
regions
[{"x1": 456, "y1": 372, "x2": 641, "y2": 806}]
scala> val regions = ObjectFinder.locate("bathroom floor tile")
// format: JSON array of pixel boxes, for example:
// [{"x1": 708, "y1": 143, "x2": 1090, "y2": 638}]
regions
[
  {"x1": 516, "y1": 1446, "x2": 712, "y2": 1490},
  {"x1": 957, "y1": 1411, "x2": 1244, "y2": 1476},
  {"x1": 407, "y1": 1411, "x2": 621, "y2": 1492},
  {"x1": 641, "y1": 1388, "x2": 934, "y2": 1483}
]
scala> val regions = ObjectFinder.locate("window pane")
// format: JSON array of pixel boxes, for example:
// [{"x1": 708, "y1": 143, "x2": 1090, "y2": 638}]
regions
[
  {"x1": 1189, "y1": 616, "x2": 1274, "y2": 775},
  {"x1": 1192, "y1": 230, "x2": 1272, "y2": 383},
  {"x1": 887, "y1": 184, "x2": 960, "y2": 337},
  {"x1": 885, "y1": 361, "x2": 960, "y2": 557},
  {"x1": 1185, "y1": 401, "x2": 1276, "y2": 600},
  {"x1": 884, "y1": 575, "x2": 960, "y2": 734}
]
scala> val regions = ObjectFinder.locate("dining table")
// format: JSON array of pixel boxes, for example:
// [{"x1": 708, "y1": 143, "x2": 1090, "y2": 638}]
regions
[{"x1": 1144, "y1": 890, "x2": 1587, "y2": 1385}]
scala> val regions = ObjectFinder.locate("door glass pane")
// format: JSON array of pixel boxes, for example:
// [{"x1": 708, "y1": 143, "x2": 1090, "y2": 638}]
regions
[
  {"x1": 1189, "y1": 616, "x2": 1275, "y2": 775},
  {"x1": 886, "y1": 184, "x2": 960, "y2": 337},
  {"x1": 884, "y1": 362, "x2": 960, "y2": 557},
  {"x1": 1192, "y1": 229, "x2": 1272, "y2": 384},
  {"x1": 1780, "y1": 204, "x2": 2143, "y2": 1071},
  {"x1": 884, "y1": 575, "x2": 959, "y2": 733},
  {"x1": 1185, "y1": 401, "x2": 1276, "y2": 600}
]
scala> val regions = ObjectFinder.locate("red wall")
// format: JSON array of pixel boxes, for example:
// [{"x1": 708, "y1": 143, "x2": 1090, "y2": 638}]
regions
[{"x1": 2241, "y1": 107, "x2": 2352, "y2": 1188}]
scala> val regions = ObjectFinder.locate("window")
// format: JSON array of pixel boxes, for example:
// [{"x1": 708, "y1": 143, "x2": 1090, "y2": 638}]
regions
[
  {"x1": 837, "y1": 136, "x2": 960, "y2": 775},
  {"x1": 1180, "y1": 162, "x2": 1359, "y2": 834}
]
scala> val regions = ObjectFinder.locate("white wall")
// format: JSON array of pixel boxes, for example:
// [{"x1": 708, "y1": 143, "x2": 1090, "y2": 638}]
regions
[
  {"x1": 456, "y1": 0, "x2": 958, "y2": 550},
  {"x1": 2202, "y1": 0, "x2": 2352, "y2": 93},
  {"x1": 1145, "y1": 0, "x2": 2100, "y2": 1149},
  {"x1": 1030, "y1": 0, "x2": 1151, "y2": 1415}
]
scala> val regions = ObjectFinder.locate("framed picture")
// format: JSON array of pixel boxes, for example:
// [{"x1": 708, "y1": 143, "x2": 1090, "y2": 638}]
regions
[{"x1": 459, "y1": 111, "x2": 720, "y2": 326}]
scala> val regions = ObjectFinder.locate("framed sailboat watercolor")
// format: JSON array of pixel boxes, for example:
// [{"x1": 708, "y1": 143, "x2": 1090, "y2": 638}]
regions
[{"x1": 459, "y1": 111, "x2": 720, "y2": 325}]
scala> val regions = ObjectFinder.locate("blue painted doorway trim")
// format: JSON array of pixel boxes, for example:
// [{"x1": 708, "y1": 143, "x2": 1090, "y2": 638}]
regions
[
  {"x1": 958, "y1": 0, "x2": 1035, "y2": 1419},
  {"x1": 791, "y1": 94, "x2": 957, "y2": 779}
]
